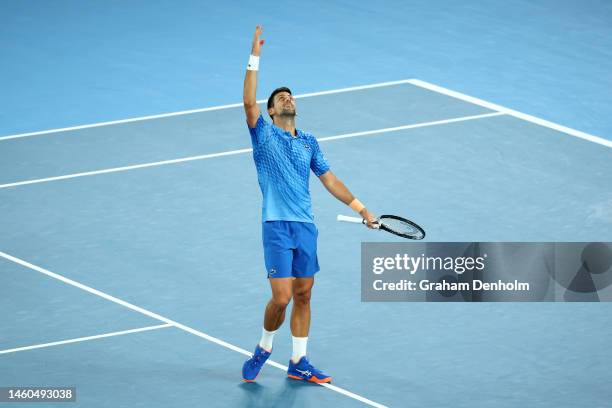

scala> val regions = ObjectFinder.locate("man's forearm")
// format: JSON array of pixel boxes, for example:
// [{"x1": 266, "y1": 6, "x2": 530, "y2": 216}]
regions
[
  {"x1": 320, "y1": 171, "x2": 376, "y2": 225},
  {"x1": 244, "y1": 26, "x2": 264, "y2": 125},
  {"x1": 243, "y1": 69, "x2": 258, "y2": 107},
  {"x1": 325, "y1": 177, "x2": 355, "y2": 205}
]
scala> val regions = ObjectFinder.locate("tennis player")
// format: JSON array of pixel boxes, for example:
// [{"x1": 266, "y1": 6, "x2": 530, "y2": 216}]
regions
[{"x1": 241, "y1": 25, "x2": 377, "y2": 383}]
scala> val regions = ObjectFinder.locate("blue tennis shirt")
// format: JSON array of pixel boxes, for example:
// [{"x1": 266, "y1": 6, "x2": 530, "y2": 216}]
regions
[{"x1": 248, "y1": 114, "x2": 330, "y2": 223}]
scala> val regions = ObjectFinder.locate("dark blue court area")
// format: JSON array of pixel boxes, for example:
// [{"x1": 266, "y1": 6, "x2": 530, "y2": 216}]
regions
[{"x1": 2, "y1": 81, "x2": 611, "y2": 407}]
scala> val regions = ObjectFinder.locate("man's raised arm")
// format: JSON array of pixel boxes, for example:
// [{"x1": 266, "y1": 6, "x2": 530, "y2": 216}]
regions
[{"x1": 243, "y1": 25, "x2": 264, "y2": 128}]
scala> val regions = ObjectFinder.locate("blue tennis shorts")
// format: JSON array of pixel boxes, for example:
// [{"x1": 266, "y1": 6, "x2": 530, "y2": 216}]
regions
[{"x1": 262, "y1": 221, "x2": 320, "y2": 279}]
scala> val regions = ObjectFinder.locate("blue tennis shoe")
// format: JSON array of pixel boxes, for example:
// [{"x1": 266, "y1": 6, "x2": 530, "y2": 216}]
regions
[
  {"x1": 287, "y1": 356, "x2": 331, "y2": 383},
  {"x1": 242, "y1": 345, "x2": 271, "y2": 382}
]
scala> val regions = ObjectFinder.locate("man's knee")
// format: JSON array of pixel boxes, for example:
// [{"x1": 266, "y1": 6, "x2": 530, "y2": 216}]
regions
[
  {"x1": 293, "y1": 287, "x2": 311, "y2": 305},
  {"x1": 270, "y1": 294, "x2": 292, "y2": 310}
]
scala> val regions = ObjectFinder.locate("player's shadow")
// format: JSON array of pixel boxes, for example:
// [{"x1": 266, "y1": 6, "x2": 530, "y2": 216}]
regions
[
  {"x1": 239, "y1": 378, "x2": 310, "y2": 408},
  {"x1": 564, "y1": 242, "x2": 612, "y2": 301}
]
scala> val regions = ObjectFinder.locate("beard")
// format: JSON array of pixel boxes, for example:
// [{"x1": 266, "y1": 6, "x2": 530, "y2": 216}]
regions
[{"x1": 277, "y1": 107, "x2": 296, "y2": 118}]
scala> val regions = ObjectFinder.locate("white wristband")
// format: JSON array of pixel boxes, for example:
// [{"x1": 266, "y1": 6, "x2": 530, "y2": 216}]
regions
[
  {"x1": 247, "y1": 55, "x2": 260, "y2": 71},
  {"x1": 349, "y1": 198, "x2": 365, "y2": 214}
]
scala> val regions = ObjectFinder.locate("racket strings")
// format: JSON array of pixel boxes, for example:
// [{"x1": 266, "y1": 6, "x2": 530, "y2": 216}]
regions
[{"x1": 380, "y1": 217, "x2": 424, "y2": 239}]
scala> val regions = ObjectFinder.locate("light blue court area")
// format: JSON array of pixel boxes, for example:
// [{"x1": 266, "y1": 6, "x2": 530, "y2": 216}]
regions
[
  {"x1": 1, "y1": 81, "x2": 611, "y2": 407},
  {"x1": 2, "y1": 1, "x2": 612, "y2": 139}
]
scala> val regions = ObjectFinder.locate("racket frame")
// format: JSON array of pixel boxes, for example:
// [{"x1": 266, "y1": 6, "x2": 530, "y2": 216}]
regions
[
  {"x1": 336, "y1": 214, "x2": 426, "y2": 240},
  {"x1": 378, "y1": 214, "x2": 426, "y2": 240}
]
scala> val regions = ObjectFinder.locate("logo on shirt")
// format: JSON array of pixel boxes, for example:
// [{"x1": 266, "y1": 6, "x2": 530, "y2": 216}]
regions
[{"x1": 303, "y1": 143, "x2": 310, "y2": 150}]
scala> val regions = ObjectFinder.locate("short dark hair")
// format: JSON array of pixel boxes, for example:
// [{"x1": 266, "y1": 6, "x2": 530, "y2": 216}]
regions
[{"x1": 267, "y1": 87, "x2": 292, "y2": 119}]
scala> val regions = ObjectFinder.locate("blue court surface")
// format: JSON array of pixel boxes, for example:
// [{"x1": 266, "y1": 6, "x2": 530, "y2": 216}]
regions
[
  {"x1": 2, "y1": 2, "x2": 612, "y2": 408},
  {"x1": 2, "y1": 80, "x2": 611, "y2": 407}
]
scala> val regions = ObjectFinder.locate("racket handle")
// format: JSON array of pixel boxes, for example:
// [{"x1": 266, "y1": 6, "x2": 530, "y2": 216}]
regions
[{"x1": 337, "y1": 214, "x2": 365, "y2": 224}]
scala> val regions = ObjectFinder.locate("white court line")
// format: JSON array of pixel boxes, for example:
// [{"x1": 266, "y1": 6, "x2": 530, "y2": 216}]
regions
[
  {"x1": 0, "y1": 250, "x2": 388, "y2": 408},
  {"x1": 0, "y1": 79, "x2": 413, "y2": 141},
  {"x1": 0, "y1": 324, "x2": 172, "y2": 354},
  {"x1": 318, "y1": 112, "x2": 503, "y2": 142},
  {"x1": 0, "y1": 112, "x2": 503, "y2": 190},
  {"x1": 0, "y1": 148, "x2": 252, "y2": 189},
  {"x1": 409, "y1": 79, "x2": 612, "y2": 148}
]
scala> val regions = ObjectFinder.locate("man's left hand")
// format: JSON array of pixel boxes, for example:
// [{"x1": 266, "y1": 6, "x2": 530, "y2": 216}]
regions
[{"x1": 360, "y1": 208, "x2": 379, "y2": 229}]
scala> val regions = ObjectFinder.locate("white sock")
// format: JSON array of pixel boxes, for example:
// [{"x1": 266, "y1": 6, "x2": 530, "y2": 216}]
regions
[
  {"x1": 291, "y1": 336, "x2": 308, "y2": 363},
  {"x1": 259, "y1": 328, "x2": 276, "y2": 352}
]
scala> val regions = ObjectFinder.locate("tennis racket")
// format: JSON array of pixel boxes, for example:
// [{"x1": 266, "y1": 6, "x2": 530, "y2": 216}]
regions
[{"x1": 337, "y1": 214, "x2": 426, "y2": 240}]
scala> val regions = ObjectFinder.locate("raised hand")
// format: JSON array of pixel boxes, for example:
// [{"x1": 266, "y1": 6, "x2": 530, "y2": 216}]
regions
[{"x1": 251, "y1": 25, "x2": 265, "y2": 56}]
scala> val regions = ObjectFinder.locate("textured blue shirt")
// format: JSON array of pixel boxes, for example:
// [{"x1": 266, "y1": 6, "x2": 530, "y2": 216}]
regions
[{"x1": 249, "y1": 114, "x2": 330, "y2": 223}]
